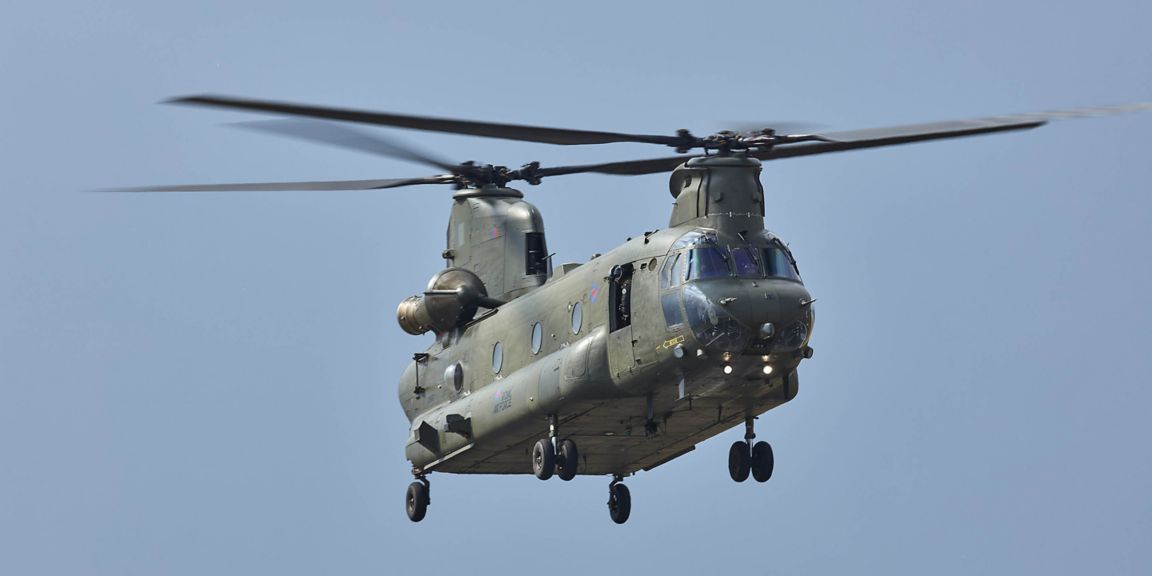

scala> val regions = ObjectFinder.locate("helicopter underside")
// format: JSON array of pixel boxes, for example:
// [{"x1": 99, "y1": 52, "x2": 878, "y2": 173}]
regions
[{"x1": 428, "y1": 369, "x2": 797, "y2": 476}]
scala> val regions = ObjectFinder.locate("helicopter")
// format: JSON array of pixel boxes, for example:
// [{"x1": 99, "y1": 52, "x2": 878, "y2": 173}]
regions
[{"x1": 122, "y1": 96, "x2": 1152, "y2": 524}]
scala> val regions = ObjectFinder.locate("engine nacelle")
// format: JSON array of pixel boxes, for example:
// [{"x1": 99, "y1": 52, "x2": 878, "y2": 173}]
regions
[{"x1": 397, "y1": 268, "x2": 492, "y2": 335}]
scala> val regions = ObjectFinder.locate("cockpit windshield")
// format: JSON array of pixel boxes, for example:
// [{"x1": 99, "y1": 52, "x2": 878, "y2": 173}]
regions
[
  {"x1": 730, "y1": 247, "x2": 761, "y2": 278},
  {"x1": 664, "y1": 230, "x2": 802, "y2": 284},
  {"x1": 762, "y1": 245, "x2": 801, "y2": 281},
  {"x1": 679, "y1": 244, "x2": 802, "y2": 282},
  {"x1": 685, "y1": 246, "x2": 729, "y2": 280}
]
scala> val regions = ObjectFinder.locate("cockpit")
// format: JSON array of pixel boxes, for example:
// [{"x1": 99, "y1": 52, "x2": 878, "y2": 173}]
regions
[
  {"x1": 658, "y1": 229, "x2": 812, "y2": 358},
  {"x1": 660, "y1": 230, "x2": 802, "y2": 289}
]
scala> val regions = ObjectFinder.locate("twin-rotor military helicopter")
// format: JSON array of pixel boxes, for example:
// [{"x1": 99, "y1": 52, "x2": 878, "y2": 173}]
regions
[{"x1": 125, "y1": 96, "x2": 1151, "y2": 524}]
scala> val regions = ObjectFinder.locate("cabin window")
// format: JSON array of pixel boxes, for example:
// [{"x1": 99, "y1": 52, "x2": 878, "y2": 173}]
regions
[
  {"x1": 571, "y1": 301, "x2": 583, "y2": 335},
  {"x1": 530, "y1": 322, "x2": 543, "y2": 355},
  {"x1": 686, "y1": 246, "x2": 730, "y2": 280},
  {"x1": 445, "y1": 363, "x2": 464, "y2": 392},
  {"x1": 492, "y1": 342, "x2": 503, "y2": 373},
  {"x1": 525, "y1": 232, "x2": 548, "y2": 275}
]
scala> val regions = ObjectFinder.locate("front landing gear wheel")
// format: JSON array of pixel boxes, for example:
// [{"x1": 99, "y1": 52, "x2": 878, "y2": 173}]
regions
[
  {"x1": 532, "y1": 438, "x2": 555, "y2": 480},
  {"x1": 728, "y1": 441, "x2": 751, "y2": 482},
  {"x1": 608, "y1": 482, "x2": 631, "y2": 524},
  {"x1": 405, "y1": 481, "x2": 429, "y2": 522},
  {"x1": 751, "y1": 441, "x2": 774, "y2": 483},
  {"x1": 556, "y1": 439, "x2": 579, "y2": 481}
]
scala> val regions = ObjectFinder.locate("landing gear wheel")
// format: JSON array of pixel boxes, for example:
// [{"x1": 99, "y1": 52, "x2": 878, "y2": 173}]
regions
[
  {"x1": 405, "y1": 481, "x2": 429, "y2": 522},
  {"x1": 556, "y1": 439, "x2": 579, "y2": 481},
  {"x1": 728, "y1": 441, "x2": 751, "y2": 482},
  {"x1": 532, "y1": 438, "x2": 555, "y2": 480},
  {"x1": 751, "y1": 441, "x2": 774, "y2": 483},
  {"x1": 608, "y1": 482, "x2": 631, "y2": 524}
]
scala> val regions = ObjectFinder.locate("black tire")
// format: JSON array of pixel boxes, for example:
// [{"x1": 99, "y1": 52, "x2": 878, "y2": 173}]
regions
[
  {"x1": 728, "y1": 441, "x2": 751, "y2": 482},
  {"x1": 556, "y1": 439, "x2": 579, "y2": 481},
  {"x1": 751, "y1": 441, "x2": 774, "y2": 483},
  {"x1": 608, "y1": 483, "x2": 631, "y2": 524},
  {"x1": 532, "y1": 438, "x2": 555, "y2": 480},
  {"x1": 406, "y1": 481, "x2": 428, "y2": 522}
]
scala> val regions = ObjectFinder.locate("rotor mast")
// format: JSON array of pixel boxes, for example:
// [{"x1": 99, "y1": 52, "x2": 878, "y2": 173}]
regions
[
  {"x1": 445, "y1": 184, "x2": 550, "y2": 303},
  {"x1": 667, "y1": 155, "x2": 766, "y2": 231}
]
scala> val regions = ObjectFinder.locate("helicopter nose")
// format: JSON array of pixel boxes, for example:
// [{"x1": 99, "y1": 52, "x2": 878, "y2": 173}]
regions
[
  {"x1": 725, "y1": 281, "x2": 811, "y2": 345},
  {"x1": 682, "y1": 279, "x2": 813, "y2": 355}
]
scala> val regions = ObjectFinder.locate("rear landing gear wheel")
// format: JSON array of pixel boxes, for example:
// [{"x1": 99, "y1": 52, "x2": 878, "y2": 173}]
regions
[
  {"x1": 405, "y1": 480, "x2": 429, "y2": 522},
  {"x1": 728, "y1": 441, "x2": 751, "y2": 482},
  {"x1": 608, "y1": 480, "x2": 631, "y2": 524},
  {"x1": 751, "y1": 441, "x2": 774, "y2": 483},
  {"x1": 556, "y1": 439, "x2": 579, "y2": 481},
  {"x1": 532, "y1": 438, "x2": 555, "y2": 480}
]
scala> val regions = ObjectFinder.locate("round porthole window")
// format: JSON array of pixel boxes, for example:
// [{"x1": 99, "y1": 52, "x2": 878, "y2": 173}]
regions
[
  {"x1": 492, "y1": 342, "x2": 503, "y2": 373},
  {"x1": 445, "y1": 363, "x2": 464, "y2": 392},
  {"x1": 571, "y1": 301, "x2": 583, "y2": 335},
  {"x1": 530, "y1": 322, "x2": 543, "y2": 355}
]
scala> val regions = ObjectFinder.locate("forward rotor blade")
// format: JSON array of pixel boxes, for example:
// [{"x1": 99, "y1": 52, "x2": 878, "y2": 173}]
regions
[
  {"x1": 534, "y1": 102, "x2": 1152, "y2": 177},
  {"x1": 169, "y1": 94, "x2": 687, "y2": 147},
  {"x1": 756, "y1": 102, "x2": 1152, "y2": 161},
  {"x1": 110, "y1": 176, "x2": 453, "y2": 192},
  {"x1": 537, "y1": 155, "x2": 695, "y2": 178},
  {"x1": 233, "y1": 120, "x2": 460, "y2": 173}
]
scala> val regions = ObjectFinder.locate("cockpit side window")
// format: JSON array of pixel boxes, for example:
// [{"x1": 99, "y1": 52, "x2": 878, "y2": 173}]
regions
[
  {"x1": 762, "y1": 245, "x2": 801, "y2": 281},
  {"x1": 659, "y1": 252, "x2": 686, "y2": 327},
  {"x1": 660, "y1": 252, "x2": 685, "y2": 289},
  {"x1": 686, "y1": 246, "x2": 730, "y2": 280}
]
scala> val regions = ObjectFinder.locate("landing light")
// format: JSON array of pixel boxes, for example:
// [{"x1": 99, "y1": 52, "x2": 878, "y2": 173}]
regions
[
  {"x1": 722, "y1": 365, "x2": 734, "y2": 375},
  {"x1": 762, "y1": 365, "x2": 773, "y2": 376}
]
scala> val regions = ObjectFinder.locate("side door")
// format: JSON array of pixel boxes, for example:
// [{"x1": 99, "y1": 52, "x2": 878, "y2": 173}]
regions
[{"x1": 606, "y1": 263, "x2": 636, "y2": 378}]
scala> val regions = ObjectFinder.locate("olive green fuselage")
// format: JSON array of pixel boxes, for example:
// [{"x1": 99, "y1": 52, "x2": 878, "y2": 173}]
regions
[{"x1": 398, "y1": 156, "x2": 813, "y2": 476}]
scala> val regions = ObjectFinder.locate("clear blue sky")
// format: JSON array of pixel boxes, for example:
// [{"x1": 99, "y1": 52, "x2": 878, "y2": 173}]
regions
[{"x1": 3, "y1": 1, "x2": 1151, "y2": 574}]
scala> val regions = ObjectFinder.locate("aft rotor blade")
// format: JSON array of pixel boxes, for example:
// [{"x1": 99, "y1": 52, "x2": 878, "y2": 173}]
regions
[
  {"x1": 722, "y1": 121, "x2": 828, "y2": 136},
  {"x1": 111, "y1": 176, "x2": 453, "y2": 192},
  {"x1": 233, "y1": 120, "x2": 460, "y2": 173},
  {"x1": 169, "y1": 94, "x2": 687, "y2": 147},
  {"x1": 756, "y1": 102, "x2": 1152, "y2": 161}
]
